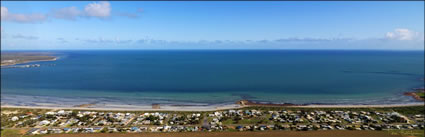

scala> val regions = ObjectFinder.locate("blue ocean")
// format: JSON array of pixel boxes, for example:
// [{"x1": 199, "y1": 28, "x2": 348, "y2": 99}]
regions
[{"x1": 1, "y1": 50, "x2": 424, "y2": 107}]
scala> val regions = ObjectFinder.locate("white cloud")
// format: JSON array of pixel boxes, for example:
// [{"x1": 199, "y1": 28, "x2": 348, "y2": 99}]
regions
[
  {"x1": 1, "y1": 6, "x2": 8, "y2": 19},
  {"x1": 77, "y1": 37, "x2": 132, "y2": 44},
  {"x1": 12, "y1": 34, "x2": 38, "y2": 40},
  {"x1": 57, "y1": 38, "x2": 68, "y2": 43},
  {"x1": 50, "y1": 7, "x2": 82, "y2": 20},
  {"x1": 4, "y1": 2, "x2": 140, "y2": 22},
  {"x1": 84, "y1": 1, "x2": 111, "y2": 18},
  {"x1": 386, "y1": 28, "x2": 422, "y2": 41},
  {"x1": 1, "y1": 6, "x2": 47, "y2": 23}
]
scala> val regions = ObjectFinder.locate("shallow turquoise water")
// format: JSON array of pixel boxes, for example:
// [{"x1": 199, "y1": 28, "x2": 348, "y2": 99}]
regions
[{"x1": 1, "y1": 50, "x2": 424, "y2": 105}]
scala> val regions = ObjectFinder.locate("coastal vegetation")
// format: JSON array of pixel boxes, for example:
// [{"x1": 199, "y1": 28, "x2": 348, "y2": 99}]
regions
[
  {"x1": 413, "y1": 89, "x2": 425, "y2": 100},
  {"x1": 404, "y1": 88, "x2": 425, "y2": 102}
]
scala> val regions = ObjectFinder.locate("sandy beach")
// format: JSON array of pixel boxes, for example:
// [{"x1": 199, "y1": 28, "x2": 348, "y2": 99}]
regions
[
  {"x1": 2, "y1": 102, "x2": 423, "y2": 112},
  {"x1": 0, "y1": 104, "x2": 243, "y2": 112}
]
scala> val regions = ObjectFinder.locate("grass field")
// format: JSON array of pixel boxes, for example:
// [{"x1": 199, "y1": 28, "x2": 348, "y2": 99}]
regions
[
  {"x1": 0, "y1": 129, "x2": 43, "y2": 137},
  {"x1": 417, "y1": 92, "x2": 425, "y2": 98},
  {"x1": 388, "y1": 130, "x2": 425, "y2": 137}
]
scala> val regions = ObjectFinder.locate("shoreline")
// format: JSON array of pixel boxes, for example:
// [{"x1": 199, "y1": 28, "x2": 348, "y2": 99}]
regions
[{"x1": 1, "y1": 102, "x2": 423, "y2": 112}]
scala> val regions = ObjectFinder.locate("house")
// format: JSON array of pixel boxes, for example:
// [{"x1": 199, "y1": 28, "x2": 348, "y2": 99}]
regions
[
  {"x1": 63, "y1": 128, "x2": 70, "y2": 133},
  {"x1": 39, "y1": 120, "x2": 50, "y2": 126},
  {"x1": 94, "y1": 127, "x2": 104, "y2": 132},
  {"x1": 39, "y1": 130, "x2": 48, "y2": 134},
  {"x1": 11, "y1": 116, "x2": 19, "y2": 121},
  {"x1": 45, "y1": 112, "x2": 56, "y2": 115}
]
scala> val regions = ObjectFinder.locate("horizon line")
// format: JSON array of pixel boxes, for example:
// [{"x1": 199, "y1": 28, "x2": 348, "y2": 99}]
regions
[{"x1": 1, "y1": 48, "x2": 424, "y2": 52}]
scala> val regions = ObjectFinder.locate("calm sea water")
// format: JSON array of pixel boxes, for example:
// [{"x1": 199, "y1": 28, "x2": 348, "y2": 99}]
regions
[{"x1": 1, "y1": 50, "x2": 424, "y2": 106}]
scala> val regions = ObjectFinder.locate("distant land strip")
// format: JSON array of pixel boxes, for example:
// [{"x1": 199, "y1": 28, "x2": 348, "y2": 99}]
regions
[{"x1": 1, "y1": 52, "x2": 57, "y2": 66}]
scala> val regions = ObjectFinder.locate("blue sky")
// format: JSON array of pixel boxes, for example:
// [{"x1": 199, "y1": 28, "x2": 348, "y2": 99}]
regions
[{"x1": 1, "y1": 1, "x2": 424, "y2": 50}]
